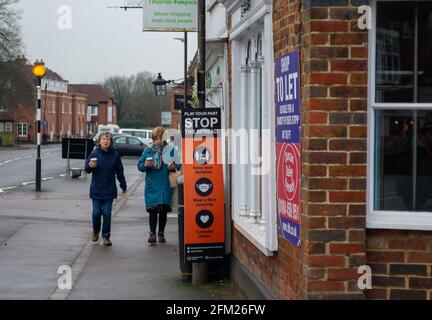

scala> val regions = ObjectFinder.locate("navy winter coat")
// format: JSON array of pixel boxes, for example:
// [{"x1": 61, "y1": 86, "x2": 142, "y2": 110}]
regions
[
  {"x1": 137, "y1": 143, "x2": 181, "y2": 208},
  {"x1": 85, "y1": 146, "x2": 127, "y2": 200}
]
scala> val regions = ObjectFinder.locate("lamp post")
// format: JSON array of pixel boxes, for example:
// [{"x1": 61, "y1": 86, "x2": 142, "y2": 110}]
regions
[
  {"x1": 32, "y1": 60, "x2": 46, "y2": 192},
  {"x1": 174, "y1": 33, "x2": 188, "y2": 109},
  {"x1": 152, "y1": 73, "x2": 172, "y2": 126},
  {"x1": 152, "y1": 73, "x2": 170, "y2": 96}
]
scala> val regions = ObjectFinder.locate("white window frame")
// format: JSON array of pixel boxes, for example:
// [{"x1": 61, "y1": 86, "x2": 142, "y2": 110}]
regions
[
  {"x1": 108, "y1": 106, "x2": 113, "y2": 122},
  {"x1": 17, "y1": 123, "x2": 28, "y2": 137},
  {"x1": 229, "y1": 1, "x2": 277, "y2": 255},
  {"x1": 5, "y1": 122, "x2": 12, "y2": 132},
  {"x1": 367, "y1": 0, "x2": 432, "y2": 230},
  {"x1": 89, "y1": 106, "x2": 98, "y2": 116},
  {"x1": 0, "y1": 122, "x2": 3, "y2": 132}
]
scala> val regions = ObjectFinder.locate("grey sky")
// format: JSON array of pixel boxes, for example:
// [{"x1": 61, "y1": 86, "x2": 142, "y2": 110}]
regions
[{"x1": 17, "y1": 0, "x2": 197, "y2": 84}]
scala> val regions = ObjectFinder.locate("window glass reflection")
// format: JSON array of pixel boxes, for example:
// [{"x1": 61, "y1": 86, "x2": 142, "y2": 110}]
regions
[
  {"x1": 376, "y1": 110, "x2": 432, "y2": 211},
  {"x1": 376, "y1": 2, "x2": 415, "y2": 103},
  {"x1": 418, "y1": 3, "x2": 432, "y2": 102},
  {"x1": 375, "y1": 110, "x2": 414, "y2": 210}
]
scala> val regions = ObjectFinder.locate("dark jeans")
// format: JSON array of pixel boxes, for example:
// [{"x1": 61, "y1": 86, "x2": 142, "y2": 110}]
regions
[
  {"x1": 92, "y1": 199, "x2": 113, "y2": 239},
  {"x1": 147, "y1": 205, "x2": 169, "y2": 234}
]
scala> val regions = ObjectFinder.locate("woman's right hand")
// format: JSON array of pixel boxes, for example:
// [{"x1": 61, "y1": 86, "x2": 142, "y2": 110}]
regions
[{"x1": 89, "y1": 161, "x2": 97, "y2": 168}]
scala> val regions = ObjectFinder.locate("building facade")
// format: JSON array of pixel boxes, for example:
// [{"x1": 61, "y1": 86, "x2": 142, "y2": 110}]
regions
[
  {"x1": 218, "y1": 0, "x2": 432, "y2": 300},
  {"x1": 68, "y1": 84, "x2": 117, "y2": 135},
  {"x1": 0, "y1": 57, "x2": 88, "y2": 144}
]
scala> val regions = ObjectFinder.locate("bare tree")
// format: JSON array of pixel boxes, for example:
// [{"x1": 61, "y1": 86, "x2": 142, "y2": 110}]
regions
[
  {"x1": 104, "y1": 71, "x2": 170, "y2": 128},
  {"x1": 0, "y1": 0, "x2": 23, "y2": 61},
  {"x1": 103, "y1": 76, "x2": 133, "y2": 120}
]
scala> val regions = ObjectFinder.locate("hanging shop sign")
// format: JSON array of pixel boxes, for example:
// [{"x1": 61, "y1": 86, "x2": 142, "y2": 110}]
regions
[
  {"x1": 181, "y1": 108, "x2": 225, "y2": 262},
  {"x1": 143, "y1": 0, "x2": 198, "y2": 32},
  {"x1": 275, "y1": 51, "x2": 301, "y2": 247}
]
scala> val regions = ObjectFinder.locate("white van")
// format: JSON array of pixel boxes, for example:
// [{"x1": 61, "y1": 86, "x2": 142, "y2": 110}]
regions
[
  {"x1": 119, "y1": 128, "x2": 152, "y2": 145},
  {"x1": 98, "y1": 124, "x2": 120, "y2": 134}
]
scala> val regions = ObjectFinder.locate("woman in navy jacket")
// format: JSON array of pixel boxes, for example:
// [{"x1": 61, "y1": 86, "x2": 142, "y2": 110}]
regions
[{"x1": 85, "y1": 132, "x2": 127, "y2": 246}]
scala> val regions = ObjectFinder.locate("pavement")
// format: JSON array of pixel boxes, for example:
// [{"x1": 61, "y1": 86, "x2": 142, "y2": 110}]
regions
[{"x1": 0, "y1": 157, "x2": 239, "y2": 300}]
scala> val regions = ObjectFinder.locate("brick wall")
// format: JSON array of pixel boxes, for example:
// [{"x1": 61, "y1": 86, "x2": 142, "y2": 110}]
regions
[
  {"x1": 229, "y1": 0, "x2": 307, "y2": 300},
  {"x1": 230, "y1": 0, "x2": 370, "y2": 299},
  {"x1": 299, "y1": 0, "x2": 369, "y2": 299},
  {"x1": 229, "y1": 0, "x2": 432, "y2": 300},
  {"x1": 11, "y1": 104, "x2": 35, "y2": 143},
  {"x1": 366, "y1": 230, "x2": 432, "y2": 300}
]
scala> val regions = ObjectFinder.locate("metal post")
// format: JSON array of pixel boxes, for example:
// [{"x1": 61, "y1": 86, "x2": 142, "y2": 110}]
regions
[
  {"x1": 197, "y1": 0, "x2": 206, "y2": 108},
  {"x1": 44, "y1": 83, "x2": 47, "y2": 144},
  {"x1": 192, "y1": 0, "x2": 208, "y2": 284},
  {"x1": 35, "y1": 78, "x2": 42, "y2": 191},
  {"x1": 184, "y1": 31, "x2": 188, "y2": 109}
]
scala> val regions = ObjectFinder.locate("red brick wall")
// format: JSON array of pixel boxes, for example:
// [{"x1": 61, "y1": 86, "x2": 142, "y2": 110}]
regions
[
  {"x1": 98, "y1": 103, "x2": 107, "y2": 126},
  {"x1": 11, "y1": 91, "x2": 88, "y2": 143},
  {"x1": 299, "y1": 1, "x2": 368, "y2": 299},
  {"x1": 366, "y1": 230, "x2": 432, "y2": 300},
  {"x1": 71, "y1": 94, "x2": 87, "y2": 136},
  {"x1": 229, "y1": 0, "x2": 306, "y2": 300},
  {"x1": 11, "y1": 104, "x2": 35, "y2": 143},
  {"x1": 228, "y1": 0, "x2": 432, "y2": 300},
  {"x1": 230, "y1": 0, "x2": 370, "y2": 299}
]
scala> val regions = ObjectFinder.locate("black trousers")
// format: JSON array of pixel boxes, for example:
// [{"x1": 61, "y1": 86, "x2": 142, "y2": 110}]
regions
[{"x1": 147, "y1": 205, "x2": 171, "y2": 233}]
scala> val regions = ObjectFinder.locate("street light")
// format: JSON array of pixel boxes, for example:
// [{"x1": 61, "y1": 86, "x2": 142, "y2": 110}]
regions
[
  {"x1": 152, "y1": 73, "x2": 170, "y2": 96},
  {"x1": 32, "y1": 59, "x2": 46, "y2": 192}
]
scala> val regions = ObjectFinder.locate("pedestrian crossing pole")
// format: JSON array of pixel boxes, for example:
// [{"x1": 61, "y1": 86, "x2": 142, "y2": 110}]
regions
[{"x1": 32, "y1": 60, "x2": 46, "y2": 192}]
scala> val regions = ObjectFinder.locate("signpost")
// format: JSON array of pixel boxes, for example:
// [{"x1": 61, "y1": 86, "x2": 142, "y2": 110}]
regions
[
  {"x1": 275, "y1": 51, "x2": 301, "y2": 247},
  {"x1": 181, "y1": 108, "x2": 225, "y2": 262},
  {"x1": 61, "y1": 138, "x2": 95, "y2": 179},
  {"x1": 161, "y1": 111, "x2": 172, "y2": 126},
  {"x1": 143, "y1": 1, "x2": 198, "y2": 32}
]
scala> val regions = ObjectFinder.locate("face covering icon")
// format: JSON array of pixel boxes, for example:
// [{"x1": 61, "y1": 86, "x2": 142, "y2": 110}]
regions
[{"x1": 196, "y1": 183, "x2": 212, "y2": 193}]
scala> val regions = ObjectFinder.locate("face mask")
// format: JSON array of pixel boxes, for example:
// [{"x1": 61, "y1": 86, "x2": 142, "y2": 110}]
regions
[{"x1": 196, "y1": 183, "x2": 212, "y2": 193}]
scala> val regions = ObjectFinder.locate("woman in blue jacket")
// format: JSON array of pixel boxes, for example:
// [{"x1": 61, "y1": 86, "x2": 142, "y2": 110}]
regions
[
  {"x1": 137, "y1": 127, "x2": 181, "y2": 244},
  {"x1": 85, "y1": 132, "x2": 127, "y2": 246}
]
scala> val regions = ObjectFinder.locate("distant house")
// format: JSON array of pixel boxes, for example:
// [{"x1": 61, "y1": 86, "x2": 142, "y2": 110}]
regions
[
  {"x1": 68, "y1": 84, "x2": 117, "y2": 135},
  {"x1": 0, "y1": 56, "x2": 88, "y2": 144}
]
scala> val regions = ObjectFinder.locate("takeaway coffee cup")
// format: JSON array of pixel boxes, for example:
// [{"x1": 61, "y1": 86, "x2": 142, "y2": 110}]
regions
[{"x1": 90, "y1": 158, "x2": 97, "y2": 167}]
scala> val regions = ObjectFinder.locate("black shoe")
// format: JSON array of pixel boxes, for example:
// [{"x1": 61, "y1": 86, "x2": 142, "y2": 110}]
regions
[
  {"x1": 158, "y1": 232, "x2": 166, "y2": 243},
  {"x1": 92, "y1": 232, "x2": 99, "y2": 242},
  {"x1": 148, "y1": 232, "x2": 157, "y2": 244},
  {"x1": 103, "y1": 238, "x2": 112, "y2": 246}
]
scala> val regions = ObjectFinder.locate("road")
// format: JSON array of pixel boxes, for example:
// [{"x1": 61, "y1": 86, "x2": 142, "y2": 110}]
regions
[{"x1": 0, "y1": 145, "x2": 84, "y2": 194}]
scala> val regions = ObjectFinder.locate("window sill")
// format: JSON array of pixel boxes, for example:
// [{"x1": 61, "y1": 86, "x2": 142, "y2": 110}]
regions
[
  {"x1": 367, "y1": 211, "x2": 432, "y2": 231},
  {"x1": 234, "y1": 216, "x2": 274, "y2": 257}
]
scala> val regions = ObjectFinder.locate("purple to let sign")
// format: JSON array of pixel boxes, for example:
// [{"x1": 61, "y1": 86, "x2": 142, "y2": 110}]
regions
[
  {"x1": 275, "y1": 51, "x2": 300, "y2": 144},
  {"x1": 275, "y1": 51, "x2": 301, "y2": 247}
]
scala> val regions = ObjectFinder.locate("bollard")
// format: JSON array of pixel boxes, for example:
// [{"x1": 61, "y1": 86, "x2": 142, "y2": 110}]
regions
[
  {"x1": 177, "y1": 175, "x2": 192, "y2": 279},
  {"x1": 178, "y1": 175, "x2": 209, "y2": 285},
  {"x1": 192, "y1": 262, "x2": 209, "y2": 286}
]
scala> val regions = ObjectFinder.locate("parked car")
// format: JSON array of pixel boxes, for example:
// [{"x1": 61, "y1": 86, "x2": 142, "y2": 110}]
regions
[
  {"x1": 119, "y1": 128, "x2": 152, "y2": 145},
  {"x1": 98, "y1": 124, "x2": 120, "y2": 134},
  {"x1": 112, "y1": 134, "x2": 148, "y2": 157}
]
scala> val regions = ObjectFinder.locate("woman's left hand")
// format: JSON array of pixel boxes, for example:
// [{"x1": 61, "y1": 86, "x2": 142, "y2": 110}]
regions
[{"x1": 168, "y1": 162, "x2": 176, "y2": 171}]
